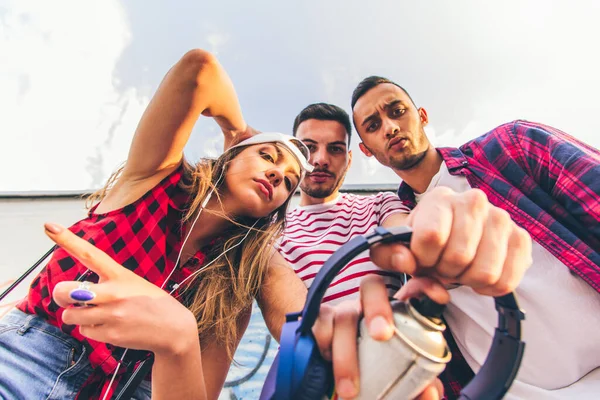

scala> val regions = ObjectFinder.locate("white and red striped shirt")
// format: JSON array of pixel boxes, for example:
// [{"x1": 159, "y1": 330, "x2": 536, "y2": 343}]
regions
[{"x1": 278, "y1": 192, "x2": 410, "y2": 305}]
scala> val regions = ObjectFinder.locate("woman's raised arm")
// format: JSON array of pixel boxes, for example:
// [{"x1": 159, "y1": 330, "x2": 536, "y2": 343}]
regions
[{"x1": 122, "y1": 49, "x2": 247, "y2": 182}]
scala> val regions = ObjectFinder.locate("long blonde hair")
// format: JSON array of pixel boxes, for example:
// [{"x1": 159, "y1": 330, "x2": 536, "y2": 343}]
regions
[{"x1": 88, "y1": 146, "x2": 293, "y2": 359}]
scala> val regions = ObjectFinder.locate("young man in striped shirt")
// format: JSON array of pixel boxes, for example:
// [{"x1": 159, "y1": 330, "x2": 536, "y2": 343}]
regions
[{"x1": 277, "y1": 103, "x2": 411, "y2": 305}]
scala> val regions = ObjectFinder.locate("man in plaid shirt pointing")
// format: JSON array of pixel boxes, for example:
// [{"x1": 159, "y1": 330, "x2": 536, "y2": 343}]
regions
[{"x1": 319, "y1": 76, "x2": 600, "y2": 400}]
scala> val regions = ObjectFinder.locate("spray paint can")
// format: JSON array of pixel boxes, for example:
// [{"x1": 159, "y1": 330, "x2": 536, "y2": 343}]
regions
[{"x1": 355, "y1": 297, "x2": 451, "y2": 399}]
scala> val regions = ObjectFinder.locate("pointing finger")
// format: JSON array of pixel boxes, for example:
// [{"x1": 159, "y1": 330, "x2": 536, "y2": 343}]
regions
[{"x1": 44, "y1": 223, "x2": 126, "y2": 281}]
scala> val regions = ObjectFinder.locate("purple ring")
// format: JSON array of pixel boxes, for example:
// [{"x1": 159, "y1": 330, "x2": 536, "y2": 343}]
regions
[{"x1": 69, "y1": 281, "x2": 96, "y2": 303}]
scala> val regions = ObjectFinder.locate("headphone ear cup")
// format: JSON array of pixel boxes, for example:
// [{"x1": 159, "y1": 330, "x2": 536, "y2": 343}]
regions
[{"x1": 294, "y1": 353, "x2": 333, "y2": 400}]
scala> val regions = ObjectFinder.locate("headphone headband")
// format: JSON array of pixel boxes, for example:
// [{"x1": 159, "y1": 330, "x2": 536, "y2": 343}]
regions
[{"x1": 298, "y1": 226, "x2": 412, "y2": 333}]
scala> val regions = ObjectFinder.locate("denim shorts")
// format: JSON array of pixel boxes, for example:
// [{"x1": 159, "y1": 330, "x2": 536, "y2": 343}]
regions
[{"x1": 0, "y1": 308, "x2": 152, "y2": 400}]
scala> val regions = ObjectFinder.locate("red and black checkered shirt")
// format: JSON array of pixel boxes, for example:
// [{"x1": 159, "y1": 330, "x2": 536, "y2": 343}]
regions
[
  {"x1": 17, "y1": 165, "x2": 206, "y2": 399},
  {"x1": 398, "y1": 120, "x2": 600, "y2": 399}
]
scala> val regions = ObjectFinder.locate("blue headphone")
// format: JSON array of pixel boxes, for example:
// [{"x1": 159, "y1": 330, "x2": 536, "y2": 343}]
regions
[{"x1": 260, "y1": 226, "x2": 526, "y2": 400}]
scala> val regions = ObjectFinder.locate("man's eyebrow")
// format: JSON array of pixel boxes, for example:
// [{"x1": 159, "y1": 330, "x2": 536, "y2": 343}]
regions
[
  {"x1": 361, "y1": 111, "x2": 379, "y2": 127},
  {"x1": 302, "y1": 138, "x2": 346, "y2": 147},
  {"x1": 302, "y1": 138, "x2": 318, "y2": 144},
  {"x1": 361, "y1": 99, "x2": 405, "y2": 126},
  {"x1": 384, "y1": 99, "x2": 403, "y2": 109}
]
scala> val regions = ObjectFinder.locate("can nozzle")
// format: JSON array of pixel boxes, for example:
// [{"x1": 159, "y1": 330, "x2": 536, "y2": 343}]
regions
[{"x1": 409, "y1": 296, "x2": 446, "y2": 320}]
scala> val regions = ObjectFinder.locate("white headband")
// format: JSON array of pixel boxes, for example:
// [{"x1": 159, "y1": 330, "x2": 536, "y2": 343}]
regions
[{"x1": 227, "y1": 132, "x2": 314, "y2": 174}]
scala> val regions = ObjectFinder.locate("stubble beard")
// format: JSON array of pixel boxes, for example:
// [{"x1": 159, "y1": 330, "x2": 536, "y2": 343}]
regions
[
  {"x1": 389, "y1": 149, "x2": 428, "y2": 171},
  {"x1": 387, "y1": 131, "x2": 431, "y2": 171},
  {"x1": 300, "y1": 171, "x2": 346, "y2": 199}
]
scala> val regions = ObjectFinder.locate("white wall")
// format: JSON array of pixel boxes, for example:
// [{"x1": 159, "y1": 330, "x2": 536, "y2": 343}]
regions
[{"x1": 0, "y1": 196, "x2": 90, "y2": 303}]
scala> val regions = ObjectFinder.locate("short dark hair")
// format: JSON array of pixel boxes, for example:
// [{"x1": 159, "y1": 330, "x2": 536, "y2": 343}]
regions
[
  {"x1": 292, "y1": 103, "x2": 352, "y2": 146},
  {"x1": 350, "y1": 76, "x2": 416, "y2": 110}
]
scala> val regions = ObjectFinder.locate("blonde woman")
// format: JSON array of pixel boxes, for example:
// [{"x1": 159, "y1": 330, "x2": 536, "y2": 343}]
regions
[{"x1": 0, "y1": 50, "x2": 311, "y2": 400}]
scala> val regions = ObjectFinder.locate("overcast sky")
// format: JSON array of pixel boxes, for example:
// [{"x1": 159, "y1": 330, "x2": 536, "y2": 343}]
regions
[{"x1": 1, "y1": 0, "x2": 599, "y2": 191}]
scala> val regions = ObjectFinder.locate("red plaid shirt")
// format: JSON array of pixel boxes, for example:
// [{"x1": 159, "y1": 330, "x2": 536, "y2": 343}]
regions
[
  {"x1": 397, "y1": 120, "x2": 600, "y2": 399},
  {"x1": 17, "y1": 165, "x2": 207, "y2": 399}
]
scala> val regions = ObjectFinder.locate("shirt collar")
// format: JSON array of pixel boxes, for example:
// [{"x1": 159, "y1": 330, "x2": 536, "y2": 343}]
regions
[{"x1": 397, "y1": 147, "x2": 468, "y2": 207}]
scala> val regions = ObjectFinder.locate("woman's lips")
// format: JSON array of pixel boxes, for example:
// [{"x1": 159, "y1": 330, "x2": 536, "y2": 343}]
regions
[{"x1": 255, "y1": 179, "x2": 273, "y2": 200}]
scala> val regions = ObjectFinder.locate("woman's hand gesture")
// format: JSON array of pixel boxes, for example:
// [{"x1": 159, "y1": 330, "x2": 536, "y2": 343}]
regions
[{"x1": 46, "y1": 223, "x2": 198, "y2": 357}]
